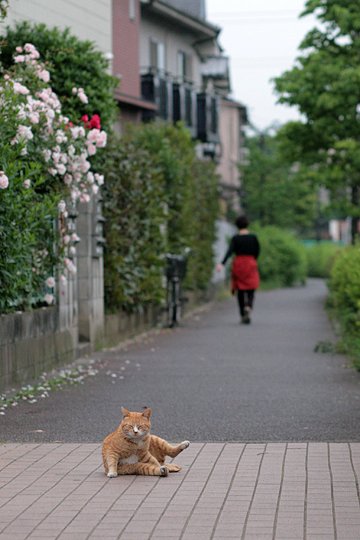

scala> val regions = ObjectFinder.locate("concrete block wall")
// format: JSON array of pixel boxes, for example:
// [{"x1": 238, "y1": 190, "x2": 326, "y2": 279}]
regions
[
  {"x1": 0, "y1": 308, "x2": 76, "y2": 392},
  {"x1": 103, "y1": 305, "x2": 161, "y2": 348}
]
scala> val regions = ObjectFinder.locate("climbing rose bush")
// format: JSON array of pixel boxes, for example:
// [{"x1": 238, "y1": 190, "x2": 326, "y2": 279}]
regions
[{"x1": 0, "y1": 43, "x2": 107, "y2": 312}]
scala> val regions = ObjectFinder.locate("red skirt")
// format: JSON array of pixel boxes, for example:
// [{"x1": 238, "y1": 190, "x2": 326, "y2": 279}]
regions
[{"x1": 231, "y1": 255, "x2": 260, "y2": 291}]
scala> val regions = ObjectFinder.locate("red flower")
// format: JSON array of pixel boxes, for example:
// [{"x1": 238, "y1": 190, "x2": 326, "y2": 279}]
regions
[
  {"x1": 81, "y1": 114, "x2": 90, "y2": 128},
  {"x1": 81, "y1": 114, "x2": 101, "y2": 130},
  {"x1": 89, "y1": 114, "x2": 101, "y2": 130}
]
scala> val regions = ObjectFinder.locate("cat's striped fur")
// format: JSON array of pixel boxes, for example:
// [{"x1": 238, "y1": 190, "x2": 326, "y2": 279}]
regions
[{"x1": 102, "y1": 407, "x2": 190, "y2": 477}]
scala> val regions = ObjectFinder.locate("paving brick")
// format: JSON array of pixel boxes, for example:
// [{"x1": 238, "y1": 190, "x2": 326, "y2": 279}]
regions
[{"x1": 0, "y1": 442, "x2": 359, "y2": 539}]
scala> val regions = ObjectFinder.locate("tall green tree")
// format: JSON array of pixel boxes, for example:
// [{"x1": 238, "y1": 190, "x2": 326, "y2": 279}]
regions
[
  {"x1": 240, "y1": 132, "x2": 317, "y2": 234},
  {"x1": 274, "y1": 0, "x2": 360, "y2": 241}
]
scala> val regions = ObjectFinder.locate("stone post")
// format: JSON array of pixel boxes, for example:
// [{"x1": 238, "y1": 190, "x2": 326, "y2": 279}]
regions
[{"x1": 76, "y1": 194, "x2": 105, "y2": 350}]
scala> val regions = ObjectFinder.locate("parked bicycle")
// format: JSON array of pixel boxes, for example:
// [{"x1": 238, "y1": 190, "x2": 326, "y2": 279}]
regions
[{"x1": 164, "y1": 248, "x2": 191, "y2": 328}]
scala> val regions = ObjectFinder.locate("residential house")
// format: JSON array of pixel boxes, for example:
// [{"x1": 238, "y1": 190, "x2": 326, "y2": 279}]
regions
[{"x1": 137, "y1": 0, "x2": 247, "y2": 212}]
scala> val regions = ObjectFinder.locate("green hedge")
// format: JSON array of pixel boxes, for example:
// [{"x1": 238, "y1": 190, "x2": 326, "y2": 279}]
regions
[
  {"x1": 253, "y1": 225, "x2": 307, "y2": 287},
  {"x1": 305, "y1": 242, "x2": 341, "y2": 278},
  {"x1": 102, "y1": 135, "x2": 166, "y2": 312},
  {"x1": 102, "y1": 123, "x2": 219, "y2": 312},
  {"x1": 328, "y1": 244, "x2": 360, "y2": 370}
]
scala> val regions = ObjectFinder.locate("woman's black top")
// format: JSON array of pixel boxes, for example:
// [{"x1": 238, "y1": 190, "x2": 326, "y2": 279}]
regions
[{"x1": 221, "y1": 233, "x2": 260, "y2": 265}]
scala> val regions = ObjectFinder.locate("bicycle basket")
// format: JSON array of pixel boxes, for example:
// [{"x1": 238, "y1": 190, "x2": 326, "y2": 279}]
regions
[{"x1": 165, "y1": 255, "x2": 188, "y2": 279}]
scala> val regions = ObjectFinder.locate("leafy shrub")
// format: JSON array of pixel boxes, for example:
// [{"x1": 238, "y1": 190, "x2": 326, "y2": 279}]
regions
[
  {"x1": 102, "y1": 123, "x2": 219, "y2": 311},
  {"x1": 127, "y1": 122, "x2": 195, "y2": 252},
  {"x1": 305, "y1": 242, "x2": 341, "y2": 278},
  {"x1": 102, "y1": 135, "x2": 166, "y2": 312},
  {"x1": 126, "y1": 122, "x2": 219, "y2": 291},
  {"x1": 186, "y1": 159, "x2": 219, "y2": 291},
  {"x1": 328, "y1": 244, "x2": 360, "y2": 370},
  {"x1": 0, "y1": 21, "x2": 118, "y2": 131},
  {"x1": 253, "y1": 225, "x2": 307, "y2": 287},
  {"x1": 329, "y1": 245, "x2": 360, "y2": 326},
  {"x1": 0, "y1": 42, "x2": 107, "y2": 312}
]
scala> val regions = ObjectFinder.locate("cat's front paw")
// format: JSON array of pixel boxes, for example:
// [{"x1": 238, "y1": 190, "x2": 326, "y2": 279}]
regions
[
  {"x1": 107, "y1": 471, "x2": 118, "y2": 478},
  {"x1": 180, "y1": 440, "x2": 190, "y2": 450},
  {"x1": 159, "y1": 466, "x2": 169, "y2": 477}
]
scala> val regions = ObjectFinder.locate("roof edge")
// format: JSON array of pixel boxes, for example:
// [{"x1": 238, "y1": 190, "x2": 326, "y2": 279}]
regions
[{"x1": 141, "y1": 0, "x2": 221, "y2": 38}]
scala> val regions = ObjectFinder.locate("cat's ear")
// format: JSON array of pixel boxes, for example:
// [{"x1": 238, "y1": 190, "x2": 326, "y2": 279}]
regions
[
  {"x1": 142, "y1": 407, "x2": 152, "y2": 419},
  {"x1": 121, "y1": 407, "x2": 130, "y2": 417}
]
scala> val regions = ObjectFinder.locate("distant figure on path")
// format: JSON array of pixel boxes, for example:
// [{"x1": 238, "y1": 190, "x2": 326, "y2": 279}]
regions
[{"x1": 217, "y1": 215, "x2": 260, "y2": 324}]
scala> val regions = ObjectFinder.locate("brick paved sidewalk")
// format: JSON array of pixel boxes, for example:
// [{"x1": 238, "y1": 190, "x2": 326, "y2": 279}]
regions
[{"x1": 0, "y1": 443, "x2": 359, "y2": 540}]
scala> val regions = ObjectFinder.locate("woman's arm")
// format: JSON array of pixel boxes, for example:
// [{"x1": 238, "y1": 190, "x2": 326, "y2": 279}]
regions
[{"x1": 221, "y1": 236, "x2": 235, "y2": 265}]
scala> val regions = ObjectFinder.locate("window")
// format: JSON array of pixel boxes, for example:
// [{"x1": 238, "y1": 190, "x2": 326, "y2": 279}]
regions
[
  {"x1": 177, "y1": 51, "x2": 192, "y2": 81},
  {"x1": 150, "y1": 40, "x2": 165, "y2": 72},
  {"x1": 129, "y1": 0, "x2": 136, "y2": 21}
]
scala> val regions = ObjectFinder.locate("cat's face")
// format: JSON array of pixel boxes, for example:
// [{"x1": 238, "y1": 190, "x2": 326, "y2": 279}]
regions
[{"x1": 120, "y1": 407, "x2": 152, "y2": 440}]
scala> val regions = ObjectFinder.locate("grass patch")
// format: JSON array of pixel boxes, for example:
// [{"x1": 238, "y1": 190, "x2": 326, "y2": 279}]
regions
[{"x1": 325, "y1": 300, "x2": 360, "y2": 372}]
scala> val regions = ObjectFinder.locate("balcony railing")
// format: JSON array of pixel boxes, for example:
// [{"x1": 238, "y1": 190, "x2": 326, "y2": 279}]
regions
[
  {"x1": 197, "y1": 92, "x2": 219, "y2": 144},
  {"x1": 141, "y1": 71, "x2": 173, "y2": 122},
  {"x1": 141, "y1": 70, "x2": 219, "y2": 145},
  {"x1": 172, "y1": 82, "x2": 197, "y2": 137}
]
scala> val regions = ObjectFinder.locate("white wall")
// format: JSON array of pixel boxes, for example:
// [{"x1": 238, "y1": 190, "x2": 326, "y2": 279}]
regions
[
  {"x1": 3, "y1": 0, "x2": 112, "y2": 56},
  {"x1": 212, "y1": 219, "x2": 236, "y2": 283},
  {"x1": 140, "y1": 15, "x2": 203, "y2": 88}
]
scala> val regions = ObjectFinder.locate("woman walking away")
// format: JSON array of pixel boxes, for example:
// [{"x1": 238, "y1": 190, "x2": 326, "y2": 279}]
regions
[{"x1": 217, "y1": 215, "x2": 260, "y2": 324}]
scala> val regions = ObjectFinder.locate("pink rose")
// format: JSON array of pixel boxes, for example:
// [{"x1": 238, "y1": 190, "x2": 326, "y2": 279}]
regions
[
  {"x1": 58, "y1": 200, "x2": 66, "y2": 213},
  {"x1": 80, "y1": 160, "x2": 91, "y2": 173},
  {"x1": 17, "y1": 125, "x2": 33, "y2": 141},
  {"x1": 13, "y1": 82, "x2": 29, "y2": 95},
  {"x1": 37, "y1": 69, "x2": 50, "y2": 83},
  {"x1": 0, "y1": 171, "x2": 9, "y2": 189},
  {"x1": 71, "y1": 233, "x2": 80, "y2": 242},
  {"x1": 96, "y1": 131, "x2": 107, "y2": 148},
  {"x1": 56, "y1": 164, "x2": 66, "y2": 175},
  {"x1": 29, "y1": 112, "x2": 40, "y2": 124},
  {"x1": 80, "y1": 193, "x2": 91, "y2": 203},
  {"x1": 44, "y1": 293, "x2": 54, "y2": 305},
  {"x1": 87, "y1": 129, "x2": 99, "y2": 143},
  {"x1": 45, "y1": 276, "x2": 55, "y2": 288},
  {"x1": 64, "y1": 258, "x2": 77, "y2": 274},
  {"x1": 64, "y1": 174, "x2": 73, "y2": 185},
  {"x1": 95, "y1": 173, "x2": 104, "y2": 186},
  {"x1": 78, "y1": 91, "x2": 88, "y2": 104},
  {"x1": 24, "y1": 43, "x2": 36, "y2": 53},
  {"x1": 86, "y1": 143, "x2": 97, "y2": 156}
]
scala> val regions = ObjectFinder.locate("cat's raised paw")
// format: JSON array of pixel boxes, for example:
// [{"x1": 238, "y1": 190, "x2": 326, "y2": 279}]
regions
[
  {"x1": 180, "y1": 440, "x2": 190, "y2": 450},
  {"x1": 107, "y1": 471, "x2": 118, "y2": 478},
  {"x1": 160, "y1": 466, "x2": 169, "y2": 477}
]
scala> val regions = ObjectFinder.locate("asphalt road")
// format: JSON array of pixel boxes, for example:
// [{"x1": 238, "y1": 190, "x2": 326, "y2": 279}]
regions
[{"x1": 1, "y1": 279, "x2": 359, "y2": 443}]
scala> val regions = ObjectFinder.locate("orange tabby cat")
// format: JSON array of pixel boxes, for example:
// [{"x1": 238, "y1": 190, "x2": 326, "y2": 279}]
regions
[{"x1": 102, "y1": 407, "x2": 190, "y2": 478}]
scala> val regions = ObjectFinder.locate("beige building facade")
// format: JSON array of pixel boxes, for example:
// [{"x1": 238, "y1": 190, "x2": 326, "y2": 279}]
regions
[{"x1": 4, "y1": 0, "x2": 112, "y2": 58}]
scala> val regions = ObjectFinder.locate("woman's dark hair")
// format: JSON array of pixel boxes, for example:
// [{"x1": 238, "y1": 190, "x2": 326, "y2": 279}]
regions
[{"x1": 235, "y1": 215, "x2": 249, "y2": 229}]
